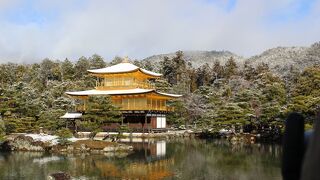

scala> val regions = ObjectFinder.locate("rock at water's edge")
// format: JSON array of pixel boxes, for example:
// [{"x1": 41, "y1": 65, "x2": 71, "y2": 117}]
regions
[
  {"x1": 47, "y1": 172, "x2": 71, "y2": 180},
  {"x1": 2, "y1": 135, "x2": 48, "y2": 151}
]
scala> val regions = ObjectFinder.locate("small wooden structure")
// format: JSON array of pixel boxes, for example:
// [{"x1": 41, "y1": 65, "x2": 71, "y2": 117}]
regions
[{"x1": 60, "y1": 112, "x2": 82, "y2": 132}]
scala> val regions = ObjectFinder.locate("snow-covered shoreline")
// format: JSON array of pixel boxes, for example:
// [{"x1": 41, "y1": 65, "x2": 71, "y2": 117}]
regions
[
  {"x1": 1, "y1": 133, "x2": 133, "y2": 154},
  {"x1": 24, "y1": 134, "x2": 88, "y2": 145}
]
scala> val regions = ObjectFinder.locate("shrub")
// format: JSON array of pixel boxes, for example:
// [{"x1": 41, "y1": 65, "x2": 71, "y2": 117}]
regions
[
  {"x1": 0, "y1": 119, "x2": 5, "y2": 137},
  {"x1": 89, "y1": 128, "x2": 102, "y2": 139},
  {"x1": 0, "y1": 118, "x2": 6, "y2": 141},
  {"x1": 55, "y1": 128, "x2": 73, "y2": 145},
  {"x1": 118, "y1": 125, "x2": 130, "y2": 133}
]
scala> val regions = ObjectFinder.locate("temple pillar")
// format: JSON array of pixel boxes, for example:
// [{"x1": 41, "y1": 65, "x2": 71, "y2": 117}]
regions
[{"x1": 143, "y1": 114, "x2": 147, "y2": 133}]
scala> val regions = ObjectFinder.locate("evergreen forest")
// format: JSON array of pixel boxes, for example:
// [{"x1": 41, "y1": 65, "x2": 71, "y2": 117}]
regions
[{"x1": 0, "y1": 51, "x2": 319, "y2": 136}]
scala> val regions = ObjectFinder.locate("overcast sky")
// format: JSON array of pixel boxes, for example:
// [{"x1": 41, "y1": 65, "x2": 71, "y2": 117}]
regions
[{"x1": 0, "y1": 0, "x2": 319, "y2": 63}]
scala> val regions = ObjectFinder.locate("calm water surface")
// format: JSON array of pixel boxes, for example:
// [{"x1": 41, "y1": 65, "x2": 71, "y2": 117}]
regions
[{"x1": 0, "y1": 139, "x2": 281, "y2": 180}]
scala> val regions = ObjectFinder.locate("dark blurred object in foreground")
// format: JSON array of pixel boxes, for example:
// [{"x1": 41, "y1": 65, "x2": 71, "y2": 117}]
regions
[
  {"x1": 282, "y1": 113, "x2": 305, "y2": 180},
  {"x1": 282, "y1": 112, "x2": 320, "y2": 180},
  {"x1": 300, "y1": 111, "x2": 320, "y2": 180}
]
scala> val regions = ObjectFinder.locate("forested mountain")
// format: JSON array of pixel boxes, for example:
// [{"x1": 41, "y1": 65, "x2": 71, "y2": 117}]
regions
[
  {"x1": 247, "y1": 43, "x2": 320, "y2": 75},
  {"x1": 0, "y1": 42, "x2": 320, "y2": 136},
  {"x1": 247, "y1": 47, "x2": 308, "y2": 74},
  {"x1": 142, "y1": 50, "x2": 245, "y2": 70},
  {"x1": 143, "y1": 42, "x2": 320, "y2": 75}
]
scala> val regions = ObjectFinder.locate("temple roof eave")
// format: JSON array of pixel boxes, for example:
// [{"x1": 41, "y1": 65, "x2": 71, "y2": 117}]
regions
[
  {"x1": 60, "y1": 112, "x2": 82, "y2": 119},
  {"x1": 66, "y1": 89, "x2": 154, "y2": 96},
  {"x1": 155, "y1": 91, "x2": 182, "y2": 98},
  {"x1": 65, "y1": 89, "x2": 182, "y2": 98},
  {"x1": 139, "y1": 68, "x2": 162, "y2": 77}
]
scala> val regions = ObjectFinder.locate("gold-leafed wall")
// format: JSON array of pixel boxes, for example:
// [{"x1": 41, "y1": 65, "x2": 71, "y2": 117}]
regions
[
  {"x1": 92, "y1": 71, "x2": 158, "y2": 90},
  {"x1": 72, "y1": 93, "x2": 175, "y2": 112},
  {"x1": 95, "y1": 76, "x2": 154, "y2": 90},
  {"x1": 111, "y1": 94, "x2": 172, "y2": 111}
]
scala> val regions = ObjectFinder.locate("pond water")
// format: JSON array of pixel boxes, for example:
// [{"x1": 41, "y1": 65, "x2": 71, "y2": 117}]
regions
[{"x1": 0, "y1": 139, "x2": 281, "y2": 180}]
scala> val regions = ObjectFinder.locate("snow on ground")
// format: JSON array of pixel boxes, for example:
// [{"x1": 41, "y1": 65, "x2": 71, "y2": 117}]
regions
[
  {"x1": 25, "y1": 134, "x2": 88, "y2": 145},
  {"x1": 25, "y1": 134, "x2": 58, "y2": 142}
]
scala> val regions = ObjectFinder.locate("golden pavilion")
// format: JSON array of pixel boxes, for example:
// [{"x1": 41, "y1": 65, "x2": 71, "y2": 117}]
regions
[{"x1": 65, "y1": 57, "x2": 181, "y2": 130}]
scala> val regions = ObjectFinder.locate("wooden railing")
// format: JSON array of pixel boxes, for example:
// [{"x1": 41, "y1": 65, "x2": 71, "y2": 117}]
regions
[
  {"x1": 95, "y1": 81, "x2": 155, "y2": 90},
  {"x1": 119, "y1": 105, "x2": 174, "y2": 111},
  {"x1": 116, "y1": 103, "x2": 174, "y2": 111},
  {"x1": 75, "y1": 105, "x2": 174, "y2": 112}
]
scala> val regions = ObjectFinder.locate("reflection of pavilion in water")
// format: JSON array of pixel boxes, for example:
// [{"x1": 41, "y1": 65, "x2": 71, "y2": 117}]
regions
[
  {"x1": 57, "y1": 140, "x2": 174, "y2": 179},
  {"x1": 95, "y1": 158, "x2": 174, "y2": 179},
  {"x1": 123, "y1": 139, "x2": 167, "y2": 161},
  {"x1": 96, "y1": 140, "x2": 174, "y2": 179}
]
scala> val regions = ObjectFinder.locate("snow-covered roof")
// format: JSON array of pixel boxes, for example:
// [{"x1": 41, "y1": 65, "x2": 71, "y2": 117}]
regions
[
  {"x1": 66, "y1": 88, "x2": 154, "y2": 96},
  {"x1": 156, "y1": 92, "x2": 183, "y2": 98},
  {"x1": 140, "y1": 68, "x2": 162, "y2": 77},
  {"x1": 60, "y1": 112, "x2": 82, "y2": 119},
  {"x1": 66, "y1": 88, "x2": 182, "y2": 98},
  {"x1": 87, "y1": 62, "x2": 162, "y2": 77}
]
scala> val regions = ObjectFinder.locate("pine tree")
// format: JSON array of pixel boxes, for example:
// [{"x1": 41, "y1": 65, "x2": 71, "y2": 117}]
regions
[
  {"x1": 242, "y1": 61, "x2": 257, "y2": 80},
  {"x1": 288, "y1": 66, "x2": 320, "y2": 118},
  {"x1": 89, "y1": 54, "x2": 106, "y2": 69},
  {"x1": 143, "y1": 60, "x2": 154, "y2": 71},
  {"x1": 109, "y1": 56, "x2": 123, "y2": 65},
  {"x1": 39, "y1": 58, "x2": 62, "y2": 86},
  {"x1": 161, "y1": 56, "x2": 176, "y2": 84},
  {"x1": 224, "y1": 57, "x2": 238, "y2": 79},
  {"x1": 74, "y1": 56, "x2": 90, "y2": 79},
  {"x1": 256, "y1": 63, "x2": 270, "y2": 75},
  {"x1": 212, "y1": 60, "x2": 224, "y2": 81},
  {"x1": 83, "y1": 96, "x2": 122, "y2": 131},
  {"x1": 0, "y1": 117, "x2": 5, "y2": 137},
  {"x1": 196, "y1": 64, "x2": 211, "y2": 87},
  {"x1": 188, "y1": 67, "x2": 198, "y2": 92},
  {"x1": 61, "y1": 58, "x2": 75, "y2": 81}
]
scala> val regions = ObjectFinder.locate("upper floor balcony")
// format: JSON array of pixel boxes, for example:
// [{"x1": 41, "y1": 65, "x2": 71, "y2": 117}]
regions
[
  {"x1": 95, "y1": 78, "x2": 155, "y2": 90},
  {"x1": 75, "y1": 104, "x2": 174, "y2": 112}
]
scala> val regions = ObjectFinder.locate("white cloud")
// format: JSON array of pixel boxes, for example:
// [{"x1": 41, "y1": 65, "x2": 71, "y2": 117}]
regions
[{"x1": 0, "y1": 0, "x2": 319, "y2": 63}]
